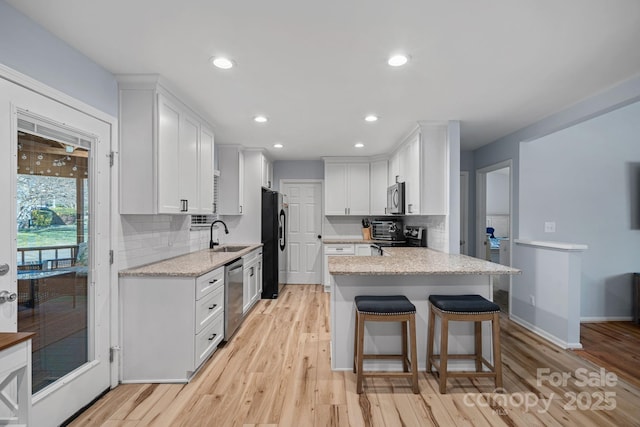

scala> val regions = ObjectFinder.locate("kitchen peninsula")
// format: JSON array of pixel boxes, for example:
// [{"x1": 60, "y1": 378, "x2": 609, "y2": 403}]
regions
[{"x1": 328, "y1": 247, "x2": 520, "y2": 371}]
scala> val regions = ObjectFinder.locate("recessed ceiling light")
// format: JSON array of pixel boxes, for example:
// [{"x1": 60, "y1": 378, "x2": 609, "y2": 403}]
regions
[
  {"x1": 273, "y1": 143, "x2": 283, "y2": 148},
  {"x1": 211, "y1": 56, "x2": 235, "y2": 69},
  {"x1": 354, "y1": 142, "x2": 364, "y2": 148},
  {"x1": 254, "y1": 115, "x2": 268, "y2": 123},
  {"x1": 388, "y1": 54, "x2": 409, "y2": 67},
  {"x1": 364, "y1": 115, "x2": 378, "y2": 122}
]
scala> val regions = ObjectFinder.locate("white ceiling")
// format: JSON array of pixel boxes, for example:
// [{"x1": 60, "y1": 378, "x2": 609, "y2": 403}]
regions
[{"x1": 7, "y1": 0, "x2": 640, "y2": 160}]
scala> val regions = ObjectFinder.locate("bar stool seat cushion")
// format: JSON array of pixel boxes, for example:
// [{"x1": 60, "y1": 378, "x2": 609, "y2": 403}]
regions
[
  {"x1": 429, "y1": 294, "x2": 499, "y2": 314},
  {"x1": 355, "y1": 295, "x2": 416, "y2": 315}
]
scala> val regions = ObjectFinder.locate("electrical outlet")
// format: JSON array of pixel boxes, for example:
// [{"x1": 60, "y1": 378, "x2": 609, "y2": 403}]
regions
[
  {"x1": 529, "y1": 295, "x2": 535, "y2": 306},
  {"x1": 544, "y1": 221, "x2": 556, "y2": 233}
]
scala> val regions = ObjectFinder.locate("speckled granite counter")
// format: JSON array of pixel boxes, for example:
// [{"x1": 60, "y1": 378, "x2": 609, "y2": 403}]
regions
[
  {"x1": 119, "y1": 244, "x2": 262, "y2": 277},
  {"x1": 329, "y1": 247, "x2": 520, "y2": 276}
]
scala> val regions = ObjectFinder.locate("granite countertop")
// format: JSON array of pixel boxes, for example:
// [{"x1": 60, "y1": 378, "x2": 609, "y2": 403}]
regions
[
  {"x1": 119, "y1": 244, "x2": 262, "y2": 277},
  {"x1": 328, "y1": 247, "x2": 521, "y2": 276}
]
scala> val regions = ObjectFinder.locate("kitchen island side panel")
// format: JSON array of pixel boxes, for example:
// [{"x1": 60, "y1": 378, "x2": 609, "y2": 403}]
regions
[{"x1": 330, "y1": 274, "x2": 494, "y2": 371}]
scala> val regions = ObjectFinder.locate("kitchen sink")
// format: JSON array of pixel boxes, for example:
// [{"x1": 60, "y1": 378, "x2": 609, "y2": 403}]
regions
[{"x1": 211, "y1": 245, "x2": 250, "y2": 253}]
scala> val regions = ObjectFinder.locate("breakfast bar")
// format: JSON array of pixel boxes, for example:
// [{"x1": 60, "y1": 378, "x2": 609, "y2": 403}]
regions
[{"x1": 328, "y1": 248, "x2": 520, "y2": 371}]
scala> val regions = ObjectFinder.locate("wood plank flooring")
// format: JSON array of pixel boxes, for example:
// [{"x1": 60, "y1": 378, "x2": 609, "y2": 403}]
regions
[
  {"x1": 70, "y1": 285, "x2": 640, "y2": 426},
  {"x1": 575, "y1": 321, "x2": 640, "y2": 389}
]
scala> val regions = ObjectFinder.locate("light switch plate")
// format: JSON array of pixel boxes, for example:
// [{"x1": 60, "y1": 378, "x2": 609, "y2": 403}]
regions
[{"x1": 544, "y1": 221, "x2": 556, "y2": 233}]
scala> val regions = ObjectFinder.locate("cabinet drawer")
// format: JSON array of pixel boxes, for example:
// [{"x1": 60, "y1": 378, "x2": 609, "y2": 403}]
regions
[
  {"x1": 196, "y1": 266, "x2": 224, "y2": 299},
  {"x1": 195, "y1": 313, "x2": 224, "y2": 367},
  {"x1": 195, "y1": 283, "x2": 224, "y2": 334}
]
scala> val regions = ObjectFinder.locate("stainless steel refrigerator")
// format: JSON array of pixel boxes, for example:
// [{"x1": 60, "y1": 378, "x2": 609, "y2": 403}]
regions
[{"x1": 261, "y1": 188, "x2": 287, "y2": 298}]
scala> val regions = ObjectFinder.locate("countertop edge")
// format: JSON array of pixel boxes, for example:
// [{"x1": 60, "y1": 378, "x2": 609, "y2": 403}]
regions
[{"x1": 119, "y1": 243, "x2": 263, "y2": 277}]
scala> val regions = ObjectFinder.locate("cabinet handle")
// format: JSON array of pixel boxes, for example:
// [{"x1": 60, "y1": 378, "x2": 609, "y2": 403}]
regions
[
  {"x1": 395, "y1": 175, "x2": 399, "y2": 183},
  {"x1": 213, "y1": 202, "x2": 217, "y2": 213},
  {"x1": 208, "y1": 304, "x2": 217, "y2": 310},
  {"x1": 208, "y1": 278, "x2": 219, "y2": 284},
  {"x1": 408, "y1": 203, "x2": 413, "y2": 213},
  {"x1": 250, "y1": 267, "x2": 254, "y2": 277},
  {"x1": 335, "y1": 248, "x2": 344, "y2": 251},
  {"x1": 180, "y1": 199, "x2": 188, "y2": 212},
  {"x1": 239, "y1": 205, "x2": 243, "y2": 214},
  {"x1": 208, "y1": 333, "x2": 217, "y2": 341}
]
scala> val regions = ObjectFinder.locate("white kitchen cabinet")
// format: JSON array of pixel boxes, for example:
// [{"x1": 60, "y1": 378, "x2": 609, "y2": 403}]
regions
[
  {"x1": 261, "y1": 154, "x2": 273, "y2": 189},
  {"x1": 388, "y1": 152, "x2": 400, "y2": 185},
  {"x1": 323, "y1": 161, "x2": 370, "y2": 215},
  {"x1": 243, "y1": 249, "x2": 262, "y2": 313},
  {"x1": 323, "y1": 243, "x2": 370, "y2": 292},
  {"x1": 118, "y1": 75, "x2": 215, "y2": 214},
  {"x1": 198, "y1": 125, "x2": 215, "y2": 214},
  {"x1": 369, "y1": 159, "x2": 388, "y2": 215},
  {"x1": 419, "y1": 123, "x2": 448, "y2": 215},
  {"x1": 218, "y1": 145, "x2": 244, "y2": 215},
  {"x1": 120, "y1": 266, "x2": 225, "y2": 382},
  {"x1": 355, "y1": 243, "x2": 372, "y2": 255},
  {"x1": 402, "y1": 134, "x2": 421, "y2": 215}
]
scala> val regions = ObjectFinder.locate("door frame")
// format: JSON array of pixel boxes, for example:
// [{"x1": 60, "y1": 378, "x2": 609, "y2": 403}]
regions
[
  {"x1": 279, "y1": 179, "x2": 324, "y2": 284},
  {"x1": 0, "y1": 63, "x2": 119, "y2": 403},
  {"x1": 476, "y1": 159, "x2": 513, "y2": 310}
]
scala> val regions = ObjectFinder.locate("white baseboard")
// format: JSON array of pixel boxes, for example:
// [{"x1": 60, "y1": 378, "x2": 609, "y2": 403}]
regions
[
  {"x1": 580, "y1": 316, "x2": 633, "y2": 323},
  {"x1": 510, "y1": 315, "x2": 583, "y2": 350}
]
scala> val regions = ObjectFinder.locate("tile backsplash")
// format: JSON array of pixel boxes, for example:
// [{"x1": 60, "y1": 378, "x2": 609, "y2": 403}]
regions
[{"x1": 118, "y1": 215, "x2": 220, "y2": 269}]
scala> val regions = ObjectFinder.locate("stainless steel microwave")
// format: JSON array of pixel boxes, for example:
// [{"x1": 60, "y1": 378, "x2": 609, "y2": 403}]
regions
[{"x1": 386, "y1": 182, "x2": 405, "y2": 214}]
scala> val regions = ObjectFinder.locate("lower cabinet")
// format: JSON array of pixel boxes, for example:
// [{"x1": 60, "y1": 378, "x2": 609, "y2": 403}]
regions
[
  {"x1": 243, "y1": 248, "x2": 263, "y2": 314},
  {"x1": 120, "y1": 266, "x2": 225, "y2": 383},
  {"x1": 324, "y1": 243, "x2": 370, "y2": 292}
]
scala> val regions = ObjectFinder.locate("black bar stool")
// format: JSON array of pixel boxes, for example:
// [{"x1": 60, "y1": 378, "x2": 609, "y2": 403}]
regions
[
  {"x1": 353, "y1": 295, "x2": 419, "y2": 394},
  {"x1": 426, "y1": 294, "x2": 502, "y2": 394}
]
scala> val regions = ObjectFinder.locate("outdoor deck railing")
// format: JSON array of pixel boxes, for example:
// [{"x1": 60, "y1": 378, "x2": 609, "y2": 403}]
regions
[{"x1": 17, "y1": 244, "x2": 79, "y2": 266}]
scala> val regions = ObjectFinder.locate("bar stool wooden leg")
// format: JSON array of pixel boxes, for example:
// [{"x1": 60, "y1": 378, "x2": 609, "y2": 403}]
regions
[
  {"x1": 353, "y1": 310, "x2": 358, "y2": 374},
  {"x1": 402, "y1": 321, "x2": 409, "y2": 372},
  {"x1": 474, "y1": 321, "x2": 483, "y2": 372},
  {"x1": 492, "y1": 312, "x2": 503, "y2": 389},
  {"x1": 356, "y1": 312, "x2": 366, "y2": 393},
  {"x1": 439, "y1": 316, "x2": 449, "y2": 394},
  {"x1": 409, "y1": 315, "x2": 419, "y2": 393},
  {"x1": 427, "y1": 303, "x2": 435, "y2": 372}
]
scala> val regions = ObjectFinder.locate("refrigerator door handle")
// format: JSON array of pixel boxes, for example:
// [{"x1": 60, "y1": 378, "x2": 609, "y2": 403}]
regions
[{"x1": 279, "y1": 209, "x2": 286, "y2": 251}]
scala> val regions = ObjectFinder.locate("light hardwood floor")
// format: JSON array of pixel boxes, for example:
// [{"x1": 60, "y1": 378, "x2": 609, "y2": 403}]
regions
[{"x1": 70, "y1": 285, "x2": 640, "y2": 426}]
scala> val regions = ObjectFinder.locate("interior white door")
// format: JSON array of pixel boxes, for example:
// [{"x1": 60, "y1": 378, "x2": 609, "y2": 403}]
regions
[
  {"x1": 281, "y1": 182, "x2": 322, "y2": 284},
  {"x1": 0, "y1": 76, "x2": 112, "y2": 427}
]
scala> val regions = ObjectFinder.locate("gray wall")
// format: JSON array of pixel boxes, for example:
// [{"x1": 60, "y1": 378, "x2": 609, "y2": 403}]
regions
[
  {"x1": 520, "y1": 100, "x2": 640, "y2": 319},
  {"x1": 470, "y1": 74, "x2": 640, "y2": 319},
  {"x1": 0, "y1": 0, "x2": 118, "y2": 116},
  {"x1": 272, "y1": 160, "x2": 324, "y2": 191}
]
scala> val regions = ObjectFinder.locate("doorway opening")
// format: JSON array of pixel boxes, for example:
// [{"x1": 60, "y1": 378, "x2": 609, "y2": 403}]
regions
[{"x1": 476, "y1": 160, "x2": 512, "y2": 313}]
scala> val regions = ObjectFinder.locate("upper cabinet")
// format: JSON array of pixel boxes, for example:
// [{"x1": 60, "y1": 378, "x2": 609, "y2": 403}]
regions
[
  {"x1": 218, "y1": 145, "x2": 244, "y2": 215},
  {"x1": 369, "y1": 159, "x2": 388, "y2": 215},
  {"x1": 324, "y1": 161, "x2": 370, "y2": 215},
  {"x1": 261, "y1": 153, "x2": 273, "y2": 189},
  {"x1": 390, "y1": 123, "x2": 448, "y2": 216},
  {"x1": 118, "y1": 75, "x2": 215, "y2": 215}
]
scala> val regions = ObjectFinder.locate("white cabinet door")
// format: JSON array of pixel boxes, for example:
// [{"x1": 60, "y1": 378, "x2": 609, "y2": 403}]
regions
[
  {"x1": 218, "y1": 146, "x2": 245, "y2": 215},
  {"x1": 198, "y1": 125, "x2": 215, "y2": 214},
  {"x1": 157, "y1": 94, "x2": 182, "y2": 213},
  {"x1": 403, "y1": 135, "x2": 421, "y2": 215},
  {"x1": 355, "y1": 244, "x2": 371, "y2": 256},
  {"x1": 324, "y1": 163, "x2": 348, "y2": 215},
  {"x1": 261, "y1": 154, "x2": 272, "y2": 189},
  {"x1": 388, "y1": 152, "x2": 400, "y2": 185},
  {"x1": 370, "y1": 160, "x2": 388, "y2": 215},
  {"x1": 347, "y1": 163, "x2": 370, "y2": 215},
  {"x1": 180, "y1": 112, "x2": 200, "y2": 213},
  {"x1": 324, "y1": 162, "x2": 370, "y2": 215},
  {"x1": 420, "y1": 124, "x2": 448, "y2": 215}
]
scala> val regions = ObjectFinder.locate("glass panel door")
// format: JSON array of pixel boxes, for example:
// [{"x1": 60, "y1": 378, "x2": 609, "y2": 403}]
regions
[{"x1": 16, "y1": 131, "x2": 90, "y2": 394}]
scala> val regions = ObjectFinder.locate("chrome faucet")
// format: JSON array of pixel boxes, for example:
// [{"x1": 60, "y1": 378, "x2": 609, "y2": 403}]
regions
[{"x1": 209, "y1": 220, "x2": 229, "y2": 248}]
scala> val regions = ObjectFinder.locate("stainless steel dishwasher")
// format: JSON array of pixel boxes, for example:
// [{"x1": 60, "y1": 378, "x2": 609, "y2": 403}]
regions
[{"x1": 224, "y1": 258, "x2": 244, "y2": 341}]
